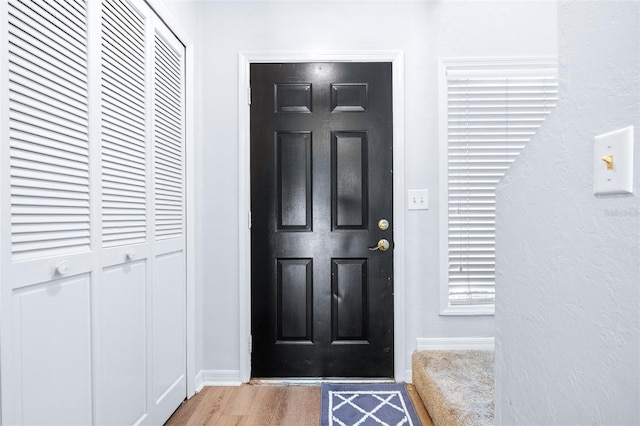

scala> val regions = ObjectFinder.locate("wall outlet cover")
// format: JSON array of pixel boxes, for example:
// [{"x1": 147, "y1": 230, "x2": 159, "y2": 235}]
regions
[{"x1": 408, "y1": 189, "x2": 429, "y2": 210}]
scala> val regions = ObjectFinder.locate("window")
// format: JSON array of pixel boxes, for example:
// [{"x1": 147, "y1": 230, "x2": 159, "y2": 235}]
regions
[{"x1": 439, "y1": 59, "x2": 558, "y2": 315}]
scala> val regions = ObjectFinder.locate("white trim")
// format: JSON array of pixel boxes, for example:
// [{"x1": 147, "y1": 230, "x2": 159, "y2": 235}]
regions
[
  {"x1": 194, "y1": 0, "x2": 433, "y2": 2},
  {"x1": 0, "y1": 1, "x2": 10, "y2": 424},
  {"x1": 145, "y1": 0, "x2": 194, "y2": 46},
  {"x1": 440, "y1": 305, "x2": 495, "y2": 316},
  {"x1": 238, "y1": 50, "x2": 407, "y2": 383},
  {"x1": 194, "y1": 371, "x2": 204, "y2": 393},
  {"x1": 195, "y1": 370, "x2": 242, "y2": 391},
  {"x1": 86, "y1": 2, "x2": 104, "y2": 423},
  {"x1": 447, "y1": 68, "x2": 558, "y2": 79},
  {"x1": 238, "y1": 53, "x2": 251, "y2": 384},
  {"x1": 438, "y1": 57, "x2": 557, "y2": 316},
  {"x1": 145, "y1": 0, "x2": 198, "y2": 398},
  {"x1": 416, "y1": 337, "x2": 495, "y2": 351},
  {"x1": 183, "y1": 41, "x2": 197, "y2": 400},
  {"x1": 405, "y1": 370, "x2": 413, "y2": 384},
  {"x1": 440, "y1": 56, "x2": 558, "y2": 70}
]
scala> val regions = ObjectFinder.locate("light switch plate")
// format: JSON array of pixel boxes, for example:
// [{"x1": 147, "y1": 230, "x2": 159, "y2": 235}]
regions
[
  {"x1": 408, "y1": 189, "x2": 429, "y2": 210},
  {"x1": 593, "y1": 126, "x2": 634, "y2": 195}
]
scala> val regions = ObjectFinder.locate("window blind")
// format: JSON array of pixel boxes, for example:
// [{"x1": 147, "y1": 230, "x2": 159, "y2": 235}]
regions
[{"x1": 446, "y1": 65, "x2": 558, "y2": 306}]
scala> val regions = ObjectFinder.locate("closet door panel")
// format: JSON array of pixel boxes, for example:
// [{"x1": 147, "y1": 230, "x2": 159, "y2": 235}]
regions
[
  {"x1": 96, "y1": 261, "x2": 148, "y2": 426},
  {"x1": 152, "y1": 251, "x2": 185, "y2": 422},
  {"x1": 95, "y1": 0, "x2": 151, "y2": 425},
  {"x1": 14, "y1": 275, "x2": 93, "y2": 426},
  {"x1": 150, "y1": 23, "x2": 186, "y2": 425},
  {"x1": 2, "y1": 1, "x2": 92, "y2": 424}
]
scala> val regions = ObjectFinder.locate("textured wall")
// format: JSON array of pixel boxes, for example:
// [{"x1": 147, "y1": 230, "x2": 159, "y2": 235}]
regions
[{"x1": 495, "y1": 1, "x2": 640, "y2": 424}]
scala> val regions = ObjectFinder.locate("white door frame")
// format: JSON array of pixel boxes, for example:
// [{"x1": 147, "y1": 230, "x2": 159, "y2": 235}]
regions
[{"x1": 238, "y1": 51, "x2": 406, "y2": 382}]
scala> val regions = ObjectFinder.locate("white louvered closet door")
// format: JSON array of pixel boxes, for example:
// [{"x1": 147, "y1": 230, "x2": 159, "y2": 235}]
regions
[
  {"x1": 95, "y1": 0, "x2": 152, "y2": 424},
  {"x1": 1, "y1": 1, "x2": 94, "y2": 424},
  {"x1": 149, "y1": 20, "x2": 187, "y2": 425},
  {"x1": 0, "y1": 0, "x2": 187, "y2": 424}
]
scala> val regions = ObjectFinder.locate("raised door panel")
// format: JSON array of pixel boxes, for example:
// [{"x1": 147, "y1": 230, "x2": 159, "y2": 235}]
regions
[
  {"x1": 15, "y1": 275, "x2": 93, "y2": 425},
  {"x1": 96, "y1": 261, "x2": 148, "y2": 426},
  {"x1": 332, "y1": 132, "x2": 368, "y2": 230},
  {"x1": 277, "y1": 258, "x2": 313, "y2": 342},
  {"x1": 330, "y1": 83, "x2": 368, "y2": 112},
  {"x1": 277, "y1": 132, "x2": 312, "y2": 231},
  {"x1": 152, "y1": 251, "x2": 186, "y2": 423},
  {"x1": 275, "y1": 83, "x2": 312, "y2": 113},
  {"x1": 331, "y1": 258, "x2": 368, "y2": 343}
]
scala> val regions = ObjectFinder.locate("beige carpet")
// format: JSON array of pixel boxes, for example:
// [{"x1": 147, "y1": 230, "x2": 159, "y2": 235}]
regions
[{"x1": 412, "y1": 350, "x2": 494, "y2": 426}]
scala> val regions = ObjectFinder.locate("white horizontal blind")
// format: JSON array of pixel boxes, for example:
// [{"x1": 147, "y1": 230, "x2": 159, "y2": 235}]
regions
[
  {"x1": 8, "y1": 0, "x2": 90, "y2": 260},
  {"x1": 446, "y1": 65, "x2": 558, "y2": 305},
  {"x1": 153, "y1": 31, "x2": 184, "y2": 240},
  {"x1": 100, "y1": 0, "x2": 147, "y2": 248}
]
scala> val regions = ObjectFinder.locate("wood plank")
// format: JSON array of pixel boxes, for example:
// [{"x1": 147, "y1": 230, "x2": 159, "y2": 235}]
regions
[
  {"x1": 166, "y1": 385, "x2": 321, "y2": 426},
  {"x1": 166, "y1": 384, "x2": 430, "y2": 426}
]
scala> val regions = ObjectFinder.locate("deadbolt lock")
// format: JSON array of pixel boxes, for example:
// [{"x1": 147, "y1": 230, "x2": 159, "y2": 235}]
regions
[{"x1": 378, "y1": 219, "x2": 390, "y2": 231}]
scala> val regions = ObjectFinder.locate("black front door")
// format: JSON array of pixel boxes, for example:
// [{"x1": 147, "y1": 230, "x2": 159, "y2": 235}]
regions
[{"x1": 250, "y1": 62, "x2": 393, "y2": 378}]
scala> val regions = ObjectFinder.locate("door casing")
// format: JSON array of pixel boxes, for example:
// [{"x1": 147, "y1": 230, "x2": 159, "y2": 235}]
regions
[{"x1": 238, "y1": 51, "x2": 406, "y2": 382}]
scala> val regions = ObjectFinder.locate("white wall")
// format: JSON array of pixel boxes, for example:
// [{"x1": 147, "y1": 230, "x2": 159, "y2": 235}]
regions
[
  {"x1": 163, "y1": 0, "x2": 557, "y2": 378},
  {"x1": 495, "y1": 1, "x2": 640, "y2": 424}
]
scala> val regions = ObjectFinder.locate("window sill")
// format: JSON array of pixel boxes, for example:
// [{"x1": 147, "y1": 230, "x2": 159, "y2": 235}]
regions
[{"x1": 440, "y1": 304, "x2": 495, "y2": 316}]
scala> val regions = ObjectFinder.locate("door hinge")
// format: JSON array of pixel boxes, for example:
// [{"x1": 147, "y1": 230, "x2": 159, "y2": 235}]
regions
[
  {"x1": 247, "y1": 86, "x2": 251, "y2": 105},
  {"x1": 248, "y1": 211, "x2": 252, "y2": 229}
]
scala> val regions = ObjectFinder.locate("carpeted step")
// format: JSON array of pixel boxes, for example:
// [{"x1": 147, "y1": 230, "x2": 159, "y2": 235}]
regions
[{"x1": 412, "y1": 350, "x2": 494, "y2": 426}]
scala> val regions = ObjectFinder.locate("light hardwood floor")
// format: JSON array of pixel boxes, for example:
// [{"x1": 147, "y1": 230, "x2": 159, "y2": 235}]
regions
[{"x1": 166, "y1": 384, "x2": 433, "y2": 425}]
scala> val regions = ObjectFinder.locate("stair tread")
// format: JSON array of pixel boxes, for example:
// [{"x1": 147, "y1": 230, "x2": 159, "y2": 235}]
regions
[{"x1": 412, "y1": 350, "x2": 494, "y2": 426}]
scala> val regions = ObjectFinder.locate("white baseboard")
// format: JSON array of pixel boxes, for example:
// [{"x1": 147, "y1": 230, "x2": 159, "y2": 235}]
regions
[
  {"x1": 195, "y1": 370, "x2": 243, "y2": 392},
  {"x1": 405, "y1": 369, "x2": 413, "y2": 384},
  {"x1": 416, "y1": 337, "x2": 495, "y2": 351}
]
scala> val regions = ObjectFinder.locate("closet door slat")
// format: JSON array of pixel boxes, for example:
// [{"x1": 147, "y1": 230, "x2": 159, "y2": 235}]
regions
[
  {"x1": 153, "y1": 33, "x2": 184, "y2": 240},
  {"x1": 100, "y1": 0, "x2": 147, "y2": 248},
  {"x1": 8, "y1": 0, "x2": 90, "y2": 261}
]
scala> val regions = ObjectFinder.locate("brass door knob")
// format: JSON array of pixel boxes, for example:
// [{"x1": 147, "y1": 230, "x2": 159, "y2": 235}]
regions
[{"x1": 369, "y1": 239, "x2": 390, "y2": 252}]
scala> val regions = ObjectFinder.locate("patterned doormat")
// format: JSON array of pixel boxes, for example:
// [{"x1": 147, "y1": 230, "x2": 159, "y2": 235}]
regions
[{"x1": 320, "y1": 383, "x2": 421, "y2": 426}]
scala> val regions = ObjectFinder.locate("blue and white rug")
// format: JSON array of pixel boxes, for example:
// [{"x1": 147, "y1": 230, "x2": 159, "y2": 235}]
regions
[{"x1": 320, "y1": 383, "x2": 421, "y2": 426}]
